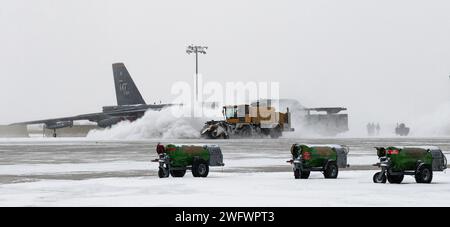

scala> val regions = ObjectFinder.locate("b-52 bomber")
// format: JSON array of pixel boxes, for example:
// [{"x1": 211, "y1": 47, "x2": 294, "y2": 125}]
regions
[{"x1": 12, "y1": 63, "x2": 173, "y2": 137}]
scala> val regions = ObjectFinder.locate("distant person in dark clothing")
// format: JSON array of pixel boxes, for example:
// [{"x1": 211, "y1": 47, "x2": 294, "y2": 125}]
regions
[{"x1": 367, "y1": 122, "x2": 374, "y2": 136}]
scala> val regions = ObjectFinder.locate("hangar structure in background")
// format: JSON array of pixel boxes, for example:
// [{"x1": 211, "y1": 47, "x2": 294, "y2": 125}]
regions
[
  {"x1": 302, "y1": 107, "x2": 349, "y2": 136},
  {"x1": 11, "y1": 63, "x2": 174, "y2": 137}
]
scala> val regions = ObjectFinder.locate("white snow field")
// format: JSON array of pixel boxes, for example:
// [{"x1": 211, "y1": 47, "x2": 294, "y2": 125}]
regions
[
  {"x1": 0, "y1": 138, "x2": 449, "y2": 206},
  {"x1": 1, "y1": 171, "x2": 450, "y2": 207}
]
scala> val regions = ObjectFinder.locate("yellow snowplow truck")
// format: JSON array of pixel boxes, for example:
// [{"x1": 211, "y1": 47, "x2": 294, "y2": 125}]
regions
[{"x1": 201, "y1": 102, "x2": 294, "y2": 139}]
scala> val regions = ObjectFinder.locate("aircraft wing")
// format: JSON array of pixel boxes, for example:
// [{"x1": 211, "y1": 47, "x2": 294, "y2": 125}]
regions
[
  {"x1": 10, "y1": 103, "x2": 177, "y2": 127},
  {"x1": 10, "y1": 112, "x2": 109, "y2": 126}
]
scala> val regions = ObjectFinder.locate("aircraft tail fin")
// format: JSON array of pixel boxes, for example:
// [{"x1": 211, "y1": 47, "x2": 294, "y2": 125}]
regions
[{"x1": 112, "y1": 63, "x2": 146, "y2": 106}]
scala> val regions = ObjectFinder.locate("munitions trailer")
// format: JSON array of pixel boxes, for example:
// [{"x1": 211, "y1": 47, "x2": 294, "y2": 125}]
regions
[
  {"x1": 156, "y1": 144, "x2": 224, "y2": 178},
  {"x1": 289, "y1": 144, "x2": 349, "y2": 179},
  {"x1": 373, "y1": 146, "x2": 447, "y2": 184}
]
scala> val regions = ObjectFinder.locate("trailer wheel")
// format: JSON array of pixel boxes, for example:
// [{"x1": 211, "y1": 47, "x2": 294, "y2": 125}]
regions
[
  {"x1": 301, "y1": 171, "x2": 310, "y2": 179},
  {"x1": 158, "y1": 167, "x2": 169, "y2": 178},
  {"x1": 192, "y1": 167, "x2": 199, "y2": 177},
  {"x1": 415, "y1": 165, "x2": 433, "y2": 183},
  {"x1": 192, "y1": 160, "x2": 209, "y2": 178},
  {"x1": 387, "y1": 174, "x2": 404, "y2": 184},
  {"x1": 170, "y1": 170, "x2": 186, "y2": 178},
  {"x1": 294, "y1": 169, "x2": 300, "y2": 179},
  {"x1": 373, "y1": 172, "x2": 386, "y2": 183},
  {"x1": 324, "y1": 162, "x2": 338, "y2": 179}
]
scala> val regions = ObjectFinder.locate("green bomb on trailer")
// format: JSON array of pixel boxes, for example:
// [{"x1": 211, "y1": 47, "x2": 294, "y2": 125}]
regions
[
  {"x1": 289, "y1": 144, "x2": 349, "y2": 179},
  {"x1": 373, "y1": 146, "x2": 447, "y2": 184},
  {"x1": 155, "y1": 144, "x2": 225, "y2": 178}
]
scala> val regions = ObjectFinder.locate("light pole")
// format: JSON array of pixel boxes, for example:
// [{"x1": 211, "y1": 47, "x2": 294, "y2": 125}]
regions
[{"x1": 186, "y1": 45, "x2": 208, "y2": 102}]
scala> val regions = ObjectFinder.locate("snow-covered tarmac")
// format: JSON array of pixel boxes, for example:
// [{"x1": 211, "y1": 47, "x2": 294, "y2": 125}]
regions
[
  {"x1": 1, "y1": 171, "x2": 450, "y2": 206},
  {"x1": 0, "y1": 137, "x2": 449, "y2": 206}
]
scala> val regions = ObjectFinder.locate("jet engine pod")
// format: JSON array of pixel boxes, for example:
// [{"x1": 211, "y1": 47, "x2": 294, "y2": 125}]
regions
[
  {"x1": 97, "y1": 117, "x2": 123, "y2": 128},
  {"x1": 45, "y1": 121, "x2": 74, "y2": 129}
]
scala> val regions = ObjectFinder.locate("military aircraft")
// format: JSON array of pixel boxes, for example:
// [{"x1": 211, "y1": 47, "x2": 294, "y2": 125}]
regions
[{"x1": 11, "y1": 63, "x2": 174, "y2": 137}]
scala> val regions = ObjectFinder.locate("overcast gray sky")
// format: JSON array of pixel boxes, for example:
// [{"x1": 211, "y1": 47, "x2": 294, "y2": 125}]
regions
[{"x1": 1, "y1": 0, "x2": 449, "y2": 131}]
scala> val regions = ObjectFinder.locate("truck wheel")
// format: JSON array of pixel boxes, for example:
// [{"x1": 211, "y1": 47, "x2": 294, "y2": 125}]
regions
[
  {"x1": 294, "y1": 169, "x2": 300, "y2": 179},
  {"x1": 387, "y1": 174, "x2": 404, "y2": 184},
  {"x1": 301, "y1": 171, "x2": 310, "y2": 179},
  {"x1": 415, "y1": 165, "x2": 433, "y2": 183},
  {"x1": 158, "y1": 167, "x2": 169, "y2": 178},
  {"x1": 170, "y1": 170, "x2": 186, "y2": 178},
  {"x1": 241, "y1": 125, "x2": 252, "y2": 137},
  {"x1": 269, "y1": 127, "x2": 282, "y2": 139},
  {"x1": 192, "y1": 160, "x2": 209, "y2": 178},
  {"x1": 261, "y1": 128, "x2": 270, "y2": 136},
  {"x1": 324, "y1": 162, "x2": 338, "y2": 179},
  {"x1": 373, "y1": 172, "x2": 386, "y2": 183}
]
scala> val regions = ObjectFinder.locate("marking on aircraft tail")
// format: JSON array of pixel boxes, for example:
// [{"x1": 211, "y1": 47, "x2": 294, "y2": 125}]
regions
[{"x1": 120, "y1": 82, "x2": 130, "y2": 96}]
